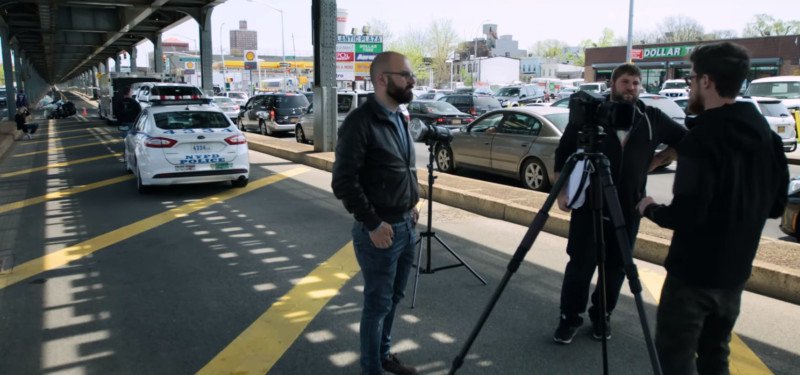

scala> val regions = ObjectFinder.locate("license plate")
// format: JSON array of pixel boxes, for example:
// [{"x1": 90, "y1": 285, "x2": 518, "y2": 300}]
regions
[
  {"x1": 778, "y1": 126, "x2": 786, "y2": 133},
  {"x1": 452, "y1": 119, "x2": 461, "y2": 125},
  {"x1": 192, "y1": 143, "x2": 211, "y2": 152},
  {"x1": 176, "y1": 165, "x2": 196, "y2": 172},
  {"x1": 289, "y1": 117, "x2": 299, "y2": 123},
  {"x1": 212, "y1": 162, "x2": 232, "y2": 170}
]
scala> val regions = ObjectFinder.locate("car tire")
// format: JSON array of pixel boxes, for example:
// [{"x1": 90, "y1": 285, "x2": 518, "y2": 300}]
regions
[
  {"x1": 265, "y1": 121, "x2": 274, "y2": 136},
  {"x1": 436, "y1": 145, "x2": 456, "y2": 173},
  {"x1": 238, "y1": 117, "x2": 246, "y2": 131},
  {"x1": 295, "y1": 125, "x2": 307, "y2": 143},
  {"x1": 136, "y1": 167, "x2": 151, "y2": 194},
  {"x1": 521, "y1": 158, "x2": 550, "y2": 192},
  {"x1": 231, "y1": 177, "x2": 249, "y2": 188},
  {"x1": 259, "y1": 119, "x2": 267, "y2": 135}
]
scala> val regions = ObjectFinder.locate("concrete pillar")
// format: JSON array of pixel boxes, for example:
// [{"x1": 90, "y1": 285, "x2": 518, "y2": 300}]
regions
[
  {"x1": 198, "y1": 8, "x2": 214, "y2": 93},
  {"x1": 1, "y1": 26, "x2": 15, "y2": 119},
  {"x1": 13, "y1": 48, "x2": 23, "y2": 93},
  {"x1": 115, "y1": 54, "x2": 121, "y2": 73},
  {"x1": 130, "y1": 47, "x2": 137, "y2": 71},
  {"x1": 153, "y1": 34, "x2": 164, "y2": 74},
  {"x1": 312, "y1": 0, "x2": 338, "y2": 152}
]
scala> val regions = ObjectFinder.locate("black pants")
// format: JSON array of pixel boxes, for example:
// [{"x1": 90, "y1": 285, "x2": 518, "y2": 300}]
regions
[
  {"x1": 656, "y1": 275, "x2": 743, "y2": 375},
  {"x1": 559, "y1": 209, "x2": 639, "y2": 324}
]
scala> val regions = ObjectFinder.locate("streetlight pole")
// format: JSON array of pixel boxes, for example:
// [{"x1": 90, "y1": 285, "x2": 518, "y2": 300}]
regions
[
  {"x1": 626, "y1": 0, "x2": 635, "y2": 63},
  {"x1": 220, "y1": 22, "x2": 226, "y2": 90},
  {"x1": 249, "y1": 0, "x2": 286, "y2": 91}
]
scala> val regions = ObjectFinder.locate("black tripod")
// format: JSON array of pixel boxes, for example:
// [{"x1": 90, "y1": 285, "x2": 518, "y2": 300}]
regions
[
  {"x1": 448, "y1": 127, "x2": 662, "y2": 374},
  {"x1": 411, "y1": 141, "x2": 487, "y2": 308}
]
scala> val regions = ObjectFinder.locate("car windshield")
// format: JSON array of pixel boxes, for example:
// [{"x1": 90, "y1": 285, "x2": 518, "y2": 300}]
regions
[
  {"x1": 151, "y1": 86, "x2": 203, "y2": 97},
  {"x1": 476, "y1": 97, "x2": 502, "y2": 108},
  {"x1": 275, "y1": 95, "x2": 310, "y2": 108},
  {"x1": 579, "y1": 84, "x2": 600, "y2": 91},
  {"x1": 424, "y1": 101, "x2": 461, "y2": 114},
  {"x1": 758, "y1": 102, "x2": 790, "y2": 117},
  {"x1": 213, "y1": 97, "x2": 233, "y2": 104},
  {"x1": 154, "y1": 111, "x2": 231, "y2": 129},
  {"x1": 745, "y1": 82, "x2": 800, "y2": 99},
  {"x1": 544, "y1": 113, "x2": 570, "y2": 132},
  {"x1": 496, "y1": 87, "x2": 520, "y2": 97},
  {"x1": 227, "y1": 92, "x2": 246, "y2": 99},
  {"x1": 663, "y1": 81, "x2": 688, "y2": 90},
  {"x1": 641, "y1": 97, "x2": 686, "y2": 123}
]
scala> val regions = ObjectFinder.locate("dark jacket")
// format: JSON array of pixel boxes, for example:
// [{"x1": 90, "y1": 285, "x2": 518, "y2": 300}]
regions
[
  {"x1": 644, "y1": 102, "x2": 788, "y2": 288},
  {"x1": 555, "y1": 97, "x2": 687, "y2": 226},
  {"x1": 115, "y1": 97, "x2": 141, "y2": 123},
  {"x1": 14, "y1": 109, "x2": 30, "y2": 130},
  {"x1": 332, "y1": 97, "x2": 419, "y2": 231}
]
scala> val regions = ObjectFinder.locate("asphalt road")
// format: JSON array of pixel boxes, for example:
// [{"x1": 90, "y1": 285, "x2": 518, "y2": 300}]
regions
[{"x1": 1, "y1": 99, "x2": 798, "y2": 374}]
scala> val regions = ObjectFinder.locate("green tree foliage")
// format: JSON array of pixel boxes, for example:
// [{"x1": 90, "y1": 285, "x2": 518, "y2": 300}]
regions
[
  {"x1": 382, "y1": 19, "x2": 459, "y2": 89},
  {"x1": 743, "y1": 14, "x2": 800, "y2": 37}
]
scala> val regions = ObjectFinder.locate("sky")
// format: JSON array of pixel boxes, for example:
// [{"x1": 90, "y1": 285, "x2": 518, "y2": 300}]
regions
[{"x1": 133, "y1": 0, "x2": 795, "y2": 66}]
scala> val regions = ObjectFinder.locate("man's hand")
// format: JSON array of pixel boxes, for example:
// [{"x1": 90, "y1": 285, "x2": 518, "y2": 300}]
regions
[
  {"x1": 369, "y1": 222, "x2": 394, "y2": 249},
  {"x1": 649, "y1": 147, "x2": 678, "y2": 172},
  {"x1": 637, "y1": 196, "x2": 655, "y2": 216},
  {"x1": 412, "y1": 207, "x2": 419, "y2": 226}
]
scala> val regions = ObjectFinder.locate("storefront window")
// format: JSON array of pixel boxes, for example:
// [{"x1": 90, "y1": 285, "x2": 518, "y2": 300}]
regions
[{"x1": 641, "y1": 68, "x2": 665, "y2": 93}]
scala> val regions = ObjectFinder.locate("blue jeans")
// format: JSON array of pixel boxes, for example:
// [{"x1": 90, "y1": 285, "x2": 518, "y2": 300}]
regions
[{"x1": 352, "y1": 215, "x2": 416, "y2": 375}]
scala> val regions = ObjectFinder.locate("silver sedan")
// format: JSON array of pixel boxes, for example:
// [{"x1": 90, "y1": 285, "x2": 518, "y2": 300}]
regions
[{"x1": 435, "y1": 106, "x2": 569, "y2": 191}]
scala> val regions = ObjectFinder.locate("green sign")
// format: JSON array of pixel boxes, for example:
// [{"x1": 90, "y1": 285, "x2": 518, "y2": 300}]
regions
[
  {"x1": 355, "y1": 43, "x2": 383, "y2": 54},
  {"x1": 178, "y1": 56, "x2": 201, "y2": 63},
  {"x1": 643, "y1": 45, "x2": 696, "y2": 59}
]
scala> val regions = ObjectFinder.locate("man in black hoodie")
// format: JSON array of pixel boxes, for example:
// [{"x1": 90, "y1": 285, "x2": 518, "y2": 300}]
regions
[
  {"x1": 637, "y1": 42, "x2": 788, "y2": 374},
  {"x1": 552, "y1": 64, "x2": 687, "y2": 345}
]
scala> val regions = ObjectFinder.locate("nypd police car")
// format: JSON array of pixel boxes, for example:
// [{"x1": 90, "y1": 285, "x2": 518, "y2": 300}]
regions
[{"x1": 122, "y1": 97, "x2": 250, "y2": 193}]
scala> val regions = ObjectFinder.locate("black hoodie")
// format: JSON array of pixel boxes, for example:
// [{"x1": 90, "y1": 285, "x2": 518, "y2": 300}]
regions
[{"x1": 644, "y1": 102, "x2": 788, "y2": 288}]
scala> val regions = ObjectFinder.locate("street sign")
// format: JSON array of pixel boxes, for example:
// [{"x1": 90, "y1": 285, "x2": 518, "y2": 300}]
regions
[
  {"x1": 244, "y1": 50, "x2": 257, "y2": 70},
  {"x1": 279, "y1": 62, "x2": 291, "y2": 68}
]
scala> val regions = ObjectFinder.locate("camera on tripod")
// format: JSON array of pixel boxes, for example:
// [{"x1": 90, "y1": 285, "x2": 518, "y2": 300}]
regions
[
  {"x1": 568, "y1": 90, "x2": 636, "y2": 133},
  {"x1": 409, "y1": 119, "x2": 454, "y2": 145}
]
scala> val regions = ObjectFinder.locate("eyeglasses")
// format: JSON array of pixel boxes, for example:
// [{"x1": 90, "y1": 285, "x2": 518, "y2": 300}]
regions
[
  {"x1": 684, "y1": 74, "x2": 698, "y2": 86},
  {"x1": 383, "y1": 71, "x2": 416, "y2": 80}
]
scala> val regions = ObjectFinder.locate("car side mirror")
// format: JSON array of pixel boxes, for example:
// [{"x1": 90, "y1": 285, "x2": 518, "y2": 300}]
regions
[
  {"x1": 118, "y1": 125, "x2": 130, "y2": 132},
  {"x1": 520, "y1": 94, "x2": 527, "y2": 98}
]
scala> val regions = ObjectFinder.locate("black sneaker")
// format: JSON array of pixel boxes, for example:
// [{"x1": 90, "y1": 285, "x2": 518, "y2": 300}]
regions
[
  {"x1": 591, "y1": 316, "x2": 611, "y2": 340},
  {"x1": 553, "y1": 315, "x2": 582, "y2": 344},
  {"x1": 382, "y1": 353, "x2": 418, "y2": 375}
]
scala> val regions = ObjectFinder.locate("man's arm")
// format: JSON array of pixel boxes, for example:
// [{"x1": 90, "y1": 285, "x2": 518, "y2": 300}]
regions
[{"x1": 770, "y1": 133, "x2": 789, "y2": 218}]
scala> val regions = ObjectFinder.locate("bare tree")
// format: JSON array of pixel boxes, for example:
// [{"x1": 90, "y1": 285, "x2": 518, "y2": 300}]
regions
[
  {"x1": 658, "y1": 15, "x2": 705, "y2": 42},
  {"x1": 366, "y1": 18, "x2": 393, "y2": 44},
  {"x1": 743, "y1": 14, "x2": 800, "y2": 36},
  {"x1": 529, "y1": 39, "x2": 570, "y2": 59},
  {"x1": 427, "y1": 19, "x2": 460, "y2": 88},
  {"x1": 705, "y1": 29, "x2": 738, "y2": 40}
]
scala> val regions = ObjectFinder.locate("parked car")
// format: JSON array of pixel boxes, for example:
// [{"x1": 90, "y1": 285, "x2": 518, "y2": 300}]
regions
[
  {"x1": 295, "y1": 91, "x2": 374, "y2": 144},
  {"x1": 134, "y1": 83, "x2": 206, "y2": 109},
  {"x1": 640, "y1": 94, "x2": 686, "y2": 126},
  {"x1": 212, "y1": 96, "x2": 240, "y2": 123},
  {"x1": 554, "y1": 87, "x2": 579, "y2": 101},
  {"x1": 407, "y1": 100, "x2": 474, "y2": 130},
  {"x1": 780, "y1": 176, "x2": 800, "y2": 241},
  {"x1": 737, "y1": 96, "x2": 797, "y2": 152},
  {"x1": 658, "y1": 79, "x2": 689, "y2": 98},
  {"x1": 121, "y1": 97, "x2": 249, "y2": 193},
  {"x1": 238, "y1": 92, "x2": 310, "y2": 136},
  {"x1": 439, "y1": 94, "x2": 502, "y2": 117},
  {"x1": 494, "y1": 84, "x2": 547, "y2": 107},
  {"x1": 416, "y1": 91, "x2": 447, "y2": 100},
  {"x1": 578, "y1": 82, "x2": 608, "y2": 93},
  {"x1": 434, "y1": 106, "x2": 570, "y2": 191},
  {"x1": 744, "y1": 76, "x2": 800, "y2": 122}
]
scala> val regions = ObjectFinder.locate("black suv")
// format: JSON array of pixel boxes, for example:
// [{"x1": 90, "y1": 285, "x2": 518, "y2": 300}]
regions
[
  {"x1": 238, "y1": 92, "x2": 310, "y2": 136},
  {"x1": 438, "y1": 94, "x2": 502, "y2": 116}
]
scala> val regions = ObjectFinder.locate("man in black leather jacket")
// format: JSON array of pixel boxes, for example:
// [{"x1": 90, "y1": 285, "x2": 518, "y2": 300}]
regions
[
  {"x1": 332, "y1": 51, "x2": 420, "y2": 375},
  {"x1": 552, "y1": 63, "x2": 687, "y2": 345}
]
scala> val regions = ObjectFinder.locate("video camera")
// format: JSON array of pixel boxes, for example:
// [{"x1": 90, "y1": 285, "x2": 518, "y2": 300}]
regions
[
  {"x1": 410, "y1": 119, "x2": 453, "y2": 145},
  {"x1": 568, "y1": 90, "x2": 636, "y2": 132}
]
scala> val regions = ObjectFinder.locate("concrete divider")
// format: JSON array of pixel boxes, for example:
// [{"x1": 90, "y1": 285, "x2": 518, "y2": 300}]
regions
[{"x1": 243, "y1": 133, "x2": 800, "y2": 305}]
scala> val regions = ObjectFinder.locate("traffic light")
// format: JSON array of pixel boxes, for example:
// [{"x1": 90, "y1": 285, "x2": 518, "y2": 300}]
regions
[{"x1": 225, "y1": 82, "x2": 231, "y2": 90}]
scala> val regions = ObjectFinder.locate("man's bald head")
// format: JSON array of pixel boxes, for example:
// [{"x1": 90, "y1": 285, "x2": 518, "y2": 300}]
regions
[{"x1": 370, "y1": 51, "x2": 405, "y2": 86}]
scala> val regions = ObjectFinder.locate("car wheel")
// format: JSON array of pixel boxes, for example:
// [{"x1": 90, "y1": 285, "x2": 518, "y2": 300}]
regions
[
  {"x1": 521, "y1": 158, "x2": 550, "y2": 192},
  {"x1": 259, "y1": 119, "x2": 267, "y2": 135},
  {"x1": 295, "y1": 125, "x2": 307, "y2": 143},
  {"x1": 265, "y1": 121, "x2": 274, "y2": 136},
  {"x1": 436, "y1": 145, "x2": 456, "y2": 173},
  {"x1": 136, "y1": 167, "x2": 151, "y2": 194},
  {"x1": 238, "y1": 117, "x2": 246, "y2": 131},
  {"x1": 231, "y1": 177, "x2": 249, "y2": 188}
]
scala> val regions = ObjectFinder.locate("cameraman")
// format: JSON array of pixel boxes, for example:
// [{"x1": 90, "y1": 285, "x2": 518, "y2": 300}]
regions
[
  {"x1": 637, "y1": 42, "x2": 787, "y2": 374},
  {"x1": 551, "y1": 63, "x2": 687, "y2": 344}
]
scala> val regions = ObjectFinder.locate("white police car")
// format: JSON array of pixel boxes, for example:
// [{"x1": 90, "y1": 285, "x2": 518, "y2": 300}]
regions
[{"x1": 122, "y1": 97, "x2": 250, "y2": 193}]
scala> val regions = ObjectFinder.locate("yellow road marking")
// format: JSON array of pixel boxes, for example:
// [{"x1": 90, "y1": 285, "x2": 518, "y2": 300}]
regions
[
  {"x1": 0, "y1": 153, "x2": 121, "y2": 179},
  {"x1": 0, "y1": 166, "x2": 309, "y2": 289},
  {"x1": 19, "y1": 133, "x2": 107, "y2": 145},
  {"x1": 197, "y1": 242, "x2": 359, "y2": 375},
  {"x1": 639, "y1": 269, "x2": 773, "y2": 374},
  {"x1": 0, "y1": 175, "x2": 134, "y2": 215},
  {"x1": 14, "y1": 139, "x2": 122, "y2": 157},
  {"x1": 48, "y1": 127, "x2": 110, "y2": 136}
]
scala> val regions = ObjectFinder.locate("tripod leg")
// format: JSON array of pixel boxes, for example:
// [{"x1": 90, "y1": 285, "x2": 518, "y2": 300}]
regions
[
  {"x1": 449, "y1": 156, "x2": 580, "y2": 374},
  {"x1": 596, "y1": 156, "x2": 663, "y2": 375},
  {"x1": 411, "y1": 235, "x2": 425, "y2": 308},
  {"x1": 587, "y1": 162, "x2": 610, "y2": 375},
  {"x1": 433, "y1": 234, "x2": 487, "y2": 284}
]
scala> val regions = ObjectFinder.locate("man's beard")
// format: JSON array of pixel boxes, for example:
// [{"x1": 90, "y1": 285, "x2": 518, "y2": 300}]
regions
[
  {"x1": 387, "y1": 78, "x2": 413, "y2": 104},
  {"x1": 611, "y1": 88, "x2": 637, "y2": 104},
  {"x1": 687, "y1": 89, "x2": 704, "y2": 115}
]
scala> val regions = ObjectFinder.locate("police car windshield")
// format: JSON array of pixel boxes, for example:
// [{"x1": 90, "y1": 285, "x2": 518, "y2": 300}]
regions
[
  {"x1": 154, "y1": 111, "x2": 230, "y2": 130},
  {"x1": 151, "y1": 86, "x2": 204, "y2": 97}
]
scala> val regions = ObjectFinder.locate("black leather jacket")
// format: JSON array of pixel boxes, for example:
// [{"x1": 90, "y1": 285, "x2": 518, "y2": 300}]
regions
[{"x1": 332, "y1": 97, "x2": 419, "y2": 231}]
